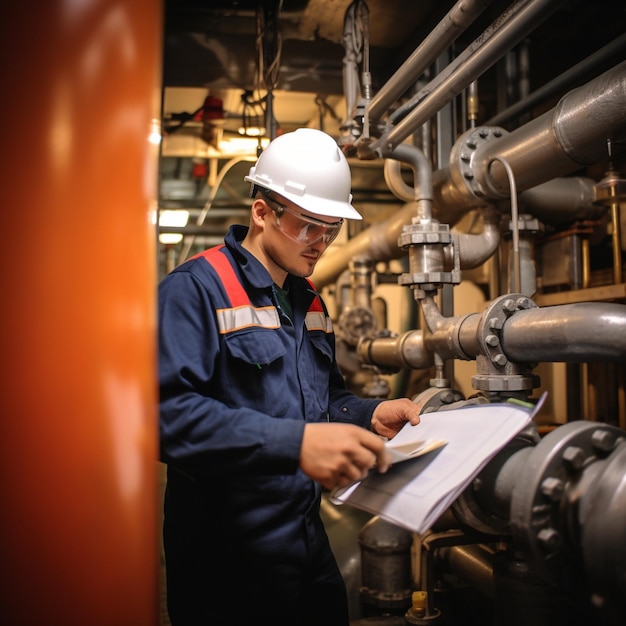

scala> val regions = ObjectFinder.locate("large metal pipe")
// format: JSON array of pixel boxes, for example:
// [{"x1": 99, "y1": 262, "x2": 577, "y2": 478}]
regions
[
  {"x1": 487, "y1": 32, "x2": 626, "y2": 127},
  {"x1": 317, "y1": 64, "x2": 624, "y2": 287},
  {"x1": 473, "y1": 60, "x2": 626, "y2": 197},
  {"x1": 0, "y1": 2, "x2": 161, "y2": 624},
  {"x1": 358, "y1": 299, "x2": 626, "y2": 370},
  {"x1": 501, "y1": 302, "x2": 626, "y2": 362}
]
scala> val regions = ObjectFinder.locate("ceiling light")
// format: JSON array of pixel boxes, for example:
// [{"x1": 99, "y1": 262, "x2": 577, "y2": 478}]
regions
[
  {"x1": 159, "y1": 210, "x2": 190, "y2": 245},
  {"x1": 238, "y1": 126, "x2": 266, "y2": 137}
]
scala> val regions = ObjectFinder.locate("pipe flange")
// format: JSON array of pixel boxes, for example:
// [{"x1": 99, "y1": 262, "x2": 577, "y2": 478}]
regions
[
  {"x1": 471, "y1": 294, "x2": 540, "y2": 392},
  {"x1": 449, "y1": 126, "x2": 508, "y2": 199},
  {"x1": 510, "y1": 421, "x2": 626, "y2": 585},
  {"x1": 398, "y1": 221, "x2": 462, "y2": 288},
  {"x1": 398, "y1": 271, "x2": 462, "y2": 287},
  {"x1": 581, "y1": 439, "x2": 626, "y2": 615},
  {"x1": 412, "y1": 386, "x2": 465, "y2": 414},
  {"x1": 398, "y1": 220, "x2": 453, "y2": 247}
]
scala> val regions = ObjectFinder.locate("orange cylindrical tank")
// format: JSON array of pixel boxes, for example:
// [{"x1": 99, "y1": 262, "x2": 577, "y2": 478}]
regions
[{"x1": 0, "y1": 1, "x2": 162, "y2": 624}]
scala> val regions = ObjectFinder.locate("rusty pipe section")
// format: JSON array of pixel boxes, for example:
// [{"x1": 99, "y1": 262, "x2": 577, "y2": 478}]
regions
[{"x1": 358, "y1": 297, "x2": 626, "y2": 371}]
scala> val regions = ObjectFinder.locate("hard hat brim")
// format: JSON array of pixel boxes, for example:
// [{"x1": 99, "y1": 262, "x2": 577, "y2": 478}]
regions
[{"x1": 245, "y1": 177, "x2": 363, "y2": 220}]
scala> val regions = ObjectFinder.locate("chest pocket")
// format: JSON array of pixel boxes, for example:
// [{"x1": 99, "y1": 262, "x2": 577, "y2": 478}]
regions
[
  {"x1": 221, "y1": 328, "x2": 291, "y2": 416},
  {"x1": 224, "y1": 328, "x2": 286, "y2": 365}
]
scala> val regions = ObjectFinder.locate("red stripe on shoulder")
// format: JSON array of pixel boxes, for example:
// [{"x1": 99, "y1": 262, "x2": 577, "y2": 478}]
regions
[{"x1": 195, "y1": 245, "x2": 250, "y2": 307}]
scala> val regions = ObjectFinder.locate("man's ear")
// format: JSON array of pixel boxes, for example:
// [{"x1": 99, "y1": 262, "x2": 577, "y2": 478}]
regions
[{"x1": 250, "y1": 197, "x2": 270, "y2": 228}]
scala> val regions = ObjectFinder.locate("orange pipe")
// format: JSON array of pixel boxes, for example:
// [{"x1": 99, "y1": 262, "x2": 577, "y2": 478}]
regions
[{"x1": 0, "y1": 2, "x2": 162, "y2": 624}]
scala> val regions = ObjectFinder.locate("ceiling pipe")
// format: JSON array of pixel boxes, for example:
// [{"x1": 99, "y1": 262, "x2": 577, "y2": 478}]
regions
[
  {"x1": 487, "y1": 32, "x2": 626, "y2": 127},
  {"x1": 366, "y1": 0, "x2": 494, "y2": 124},
  {"x1": 369, "y1": 0, "x2": 566, "y2": 156}
]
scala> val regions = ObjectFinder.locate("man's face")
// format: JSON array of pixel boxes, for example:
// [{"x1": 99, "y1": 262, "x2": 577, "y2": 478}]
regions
[{"x1": 261, "y1": 194, "x2": 343, "y2": 277}]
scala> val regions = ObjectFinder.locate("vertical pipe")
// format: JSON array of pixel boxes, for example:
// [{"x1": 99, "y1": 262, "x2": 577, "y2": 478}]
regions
[{"x1": 0, "y1": 2, "x2": 162, "y2": 625}]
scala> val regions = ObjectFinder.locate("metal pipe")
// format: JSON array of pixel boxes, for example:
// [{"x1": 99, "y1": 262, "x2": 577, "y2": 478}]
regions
[
  {"x1": 501, "y1": 302, "x2": 626, "y2": 362},
  {"x1": 314, "y1": 156, "x2": 499, "y2": 289},
  {"x1": 372, "y1": 0, "x2": 566, "y2": 155},
  {"x1": 357, "y1": 330, "x2": 432, "y2": 371},
  {"x1": 317, "y1": 66, "x2": 625, "y2": 287},
  {"x1": 487, "y1": 32, "x2": 626, "y2": 126},
  {"x1": 358, "y1": 298, "x2": 626, "y2": 373},
  {"x1": 517, "y1": 177, "x2": 600, "y2": 226},
  {"x1": 440, "y1": 544, "x2": 495, "y2": 599},
  {"x1": 389, "y1": 144, "x2": 433, "y2": 216},
  {"x1": 367, "y1": 0, "x2": 494, "y2": 123},
  {"x1": 474, "y1": 60, "x2": 626, "y2": 196},
  {"x1": 452, "y1": 206, "x2": 501, "y2": 270}
]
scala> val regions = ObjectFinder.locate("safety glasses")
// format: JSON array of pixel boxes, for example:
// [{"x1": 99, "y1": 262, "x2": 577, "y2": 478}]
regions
[{"x1": 263, "y1": 195, "x2": 344, "y2": 246}]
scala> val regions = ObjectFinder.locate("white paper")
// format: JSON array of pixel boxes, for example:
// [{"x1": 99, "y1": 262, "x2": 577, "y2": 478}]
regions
[
  {"x1": 385, "y1": 437, "x2": 447, "y2": 464},
  {"x1": 331, "y1": 395, "x2": 546, "y2": 534}
]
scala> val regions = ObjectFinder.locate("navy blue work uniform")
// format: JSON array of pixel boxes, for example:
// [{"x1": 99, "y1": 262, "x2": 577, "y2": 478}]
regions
[{"x1": 159, "y1": 224, "x2": 383, "y2": 625}]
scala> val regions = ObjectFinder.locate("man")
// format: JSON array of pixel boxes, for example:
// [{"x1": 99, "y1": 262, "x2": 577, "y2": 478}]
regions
[{"x1": 159, "y1": 127, "x2": 421, "y2": 625}]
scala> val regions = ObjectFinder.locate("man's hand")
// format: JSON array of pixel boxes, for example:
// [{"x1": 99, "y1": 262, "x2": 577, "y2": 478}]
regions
[
  {"x1": 299, "y1": 423, "x2": 391, "y2": 491},
  {"x1": 371, "y1": 398, "x2": 421, "y2": 439}
]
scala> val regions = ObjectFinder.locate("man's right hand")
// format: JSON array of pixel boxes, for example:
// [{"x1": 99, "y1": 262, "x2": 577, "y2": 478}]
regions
[{"x1": 299, "y1": 422, "x2": 391, "y2": 491}]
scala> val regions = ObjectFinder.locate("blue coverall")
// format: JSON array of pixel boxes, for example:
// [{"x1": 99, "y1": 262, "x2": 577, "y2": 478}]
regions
[{"x1": 159, "y1": 224, "x2": 383, "y2": 625}]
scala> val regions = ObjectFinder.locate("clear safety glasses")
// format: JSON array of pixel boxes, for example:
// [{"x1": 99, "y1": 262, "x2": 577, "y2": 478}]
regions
[{"x1": 263, "y1": 195, "x2": 344, "y2": 246}]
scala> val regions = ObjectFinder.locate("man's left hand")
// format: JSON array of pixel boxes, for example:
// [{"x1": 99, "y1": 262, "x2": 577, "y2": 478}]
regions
[{"x1": 371, "y1": 398, "x2": 421, "y2": 439}]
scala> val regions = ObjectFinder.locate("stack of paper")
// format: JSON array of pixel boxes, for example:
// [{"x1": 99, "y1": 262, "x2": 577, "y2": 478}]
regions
[{"x1": 331, "y1": 396, "x2": 545, "y2": 534}]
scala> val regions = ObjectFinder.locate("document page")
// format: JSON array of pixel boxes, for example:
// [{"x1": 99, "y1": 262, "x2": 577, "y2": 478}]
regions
[
  {"x1": 331, "y1": 395, "x2": 546, "y2": 534},
  {"x1": 385, "y1": 437, "x2": 447, "y2": 464}
]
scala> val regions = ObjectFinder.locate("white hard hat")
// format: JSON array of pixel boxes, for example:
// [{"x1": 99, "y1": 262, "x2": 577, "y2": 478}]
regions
[{"x1": 244, "y1": 128, "x2": 362, "y2": 220}]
